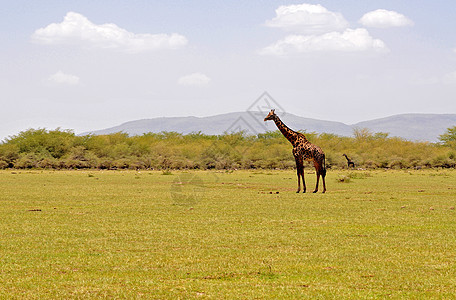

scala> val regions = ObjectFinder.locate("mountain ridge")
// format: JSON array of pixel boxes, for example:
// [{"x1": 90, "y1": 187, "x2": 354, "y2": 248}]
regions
[{"x1": 80, "y1": 112, "x2": 456, "y2": 142}]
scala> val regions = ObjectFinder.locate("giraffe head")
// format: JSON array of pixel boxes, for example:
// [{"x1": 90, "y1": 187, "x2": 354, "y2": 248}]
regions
[{"x1": 264, "y1": 109, "x2": 276, "y2": 121}]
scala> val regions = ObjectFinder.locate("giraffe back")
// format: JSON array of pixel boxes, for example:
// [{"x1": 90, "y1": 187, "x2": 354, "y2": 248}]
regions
[{"x1": 292, "y1": 133, "x2": 325, "y2": 163}]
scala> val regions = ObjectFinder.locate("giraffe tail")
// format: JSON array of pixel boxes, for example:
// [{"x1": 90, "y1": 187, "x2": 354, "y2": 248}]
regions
[{"x1": 322, "y1": 155, "x2": 327, "y2": 177}]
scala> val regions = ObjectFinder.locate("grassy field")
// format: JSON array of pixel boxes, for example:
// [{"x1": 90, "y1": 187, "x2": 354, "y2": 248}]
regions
[{"x1": 1, "y1": 169, "x2": 456, "y2": 299}]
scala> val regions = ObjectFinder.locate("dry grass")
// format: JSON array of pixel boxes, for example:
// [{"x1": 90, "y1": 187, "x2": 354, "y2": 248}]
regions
[{"x1": 1, "y1": 169, "x2": 455, "y2": 298}]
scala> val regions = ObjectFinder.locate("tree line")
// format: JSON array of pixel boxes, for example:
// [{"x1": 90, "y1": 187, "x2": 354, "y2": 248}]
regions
[{"x1": 0, "y1": 127, "x2": 455, "y2": 170}]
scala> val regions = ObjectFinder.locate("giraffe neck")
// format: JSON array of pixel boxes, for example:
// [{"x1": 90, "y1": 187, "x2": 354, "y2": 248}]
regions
[{"x1": 272, "y1": 116, "x2": 299, "y2": 145}]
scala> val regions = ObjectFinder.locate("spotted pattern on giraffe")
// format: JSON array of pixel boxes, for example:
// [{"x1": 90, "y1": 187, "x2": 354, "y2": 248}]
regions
[{"x1": 264, "y1": 109, "x2": 326, "y2": 193}]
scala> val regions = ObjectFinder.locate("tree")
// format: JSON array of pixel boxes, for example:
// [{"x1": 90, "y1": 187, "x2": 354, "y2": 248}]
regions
[
  {"x1": 439, "y1": 126, "x2": 456, "y2": 147},
  {"x1": 353, "y1": 127, "x2": 372, "y2": 140}
]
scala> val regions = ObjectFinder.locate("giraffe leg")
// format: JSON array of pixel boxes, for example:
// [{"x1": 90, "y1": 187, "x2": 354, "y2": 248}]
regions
[
  {"x1": 296, "y1": 167, "x2": 301, "y2": 193},
  {"x1": 295, "y1": 157, "x2": 304, "y2": 193},
  {"x1": 313, "y1": 161, "x2": 321, "y2": 193},
  {"x1": 321, "y1": 170, "x2": 326, "y2": 193},
  {"x1": 301, "y1": 166, "x2": 306, "y2": 193},
  {"x1": 295, "y1": 158, "x2": 300, "y2": 193},
  {"x1": 313, "y1": 171, "x2": 320, "y2": 193}
]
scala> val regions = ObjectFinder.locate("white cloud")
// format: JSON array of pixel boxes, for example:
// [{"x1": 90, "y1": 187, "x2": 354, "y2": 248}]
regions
[
  {"x1": 32, "y1": 12, "x2": 188, "y2": 53},
  {"x1": 411, "y1": 71, "x2": 456, "y2": 85},
  {"x1": 260, "y1": 28, "x2": 389, "y2": 56},
  {"x1": 442, "y1": 71, "x2": 456, "y2": 85},
  {"x1": 359, "y1": 9, "x2": 414, "y2": 28},
  {"x1": 47, "y1": 71, "x2": 80, "y2": 85},
  {"x1": 178, "y1": 73, "x2": 211, "y2": 87},
  {"x1": 410, "y1": 76, "x2": 440, "y2": 85},
  {"x1": 265, "y1": 3, "x2": 349, "y2": 34}
]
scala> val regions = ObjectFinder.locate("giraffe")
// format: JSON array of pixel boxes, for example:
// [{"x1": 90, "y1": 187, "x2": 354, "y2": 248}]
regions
[
  {"x1": 343, "y1": 154, "x2": 355, "y2": 168},
  {"x1": 264, "y1": 109, "x2": 326, "y2": 193}
]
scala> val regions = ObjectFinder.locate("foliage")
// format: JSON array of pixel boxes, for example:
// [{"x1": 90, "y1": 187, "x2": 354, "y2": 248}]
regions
[
  {"x1": 439, "y1": 125, "x2": 456, "y2": 148},
  {"x1": 0, "y1": 128, "x2": 455, "y2": 169}
]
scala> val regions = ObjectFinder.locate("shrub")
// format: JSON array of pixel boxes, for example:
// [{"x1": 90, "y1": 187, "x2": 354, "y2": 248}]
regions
[
  {"x1": 1, "y1": 128, "x2": 455, "y2": 170},
  {"x1": 37, "y1": 157, "x2": 59, "y2": 169},
  {"x1": 14, "y1": 153, "x2": 40, "y2": 169},
  {"x1": 0, "y1": 160, "x2": 8, "y2": 169}
]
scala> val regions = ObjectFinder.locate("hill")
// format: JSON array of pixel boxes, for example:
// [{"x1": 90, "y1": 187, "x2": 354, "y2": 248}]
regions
[
  {"x1": 81, "y1": 112, "x2": 456, "y2": 142},
  {"x1": 354, "y1": 114, "x2": 456, "y2": 142}
]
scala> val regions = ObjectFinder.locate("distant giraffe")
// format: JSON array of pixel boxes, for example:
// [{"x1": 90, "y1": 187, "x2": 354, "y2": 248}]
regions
[
  {"x1": 343, "y1": 154, "x2": 355, "y2": 168},
  {"x1": 264, "y1": 109, "x2": 326, "y2": 193}
]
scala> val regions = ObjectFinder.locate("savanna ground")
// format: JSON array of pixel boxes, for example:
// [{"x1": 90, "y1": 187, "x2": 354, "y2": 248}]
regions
[{"x1": 1, "y1": 169, "x2": 456, "y2": 299}]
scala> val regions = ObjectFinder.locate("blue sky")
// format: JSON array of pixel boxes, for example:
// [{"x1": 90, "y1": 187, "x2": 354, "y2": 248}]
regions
[{"x1": 1, "y1": 1, "x2": 456, "y2": 140}]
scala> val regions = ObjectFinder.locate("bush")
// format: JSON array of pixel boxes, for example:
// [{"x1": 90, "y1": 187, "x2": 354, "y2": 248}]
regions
[
  {"x1": 14, "y1": 153, "x2": 40, "y2": 169},
  {"x1": 37, "y1": 157, "x2": 59, "y2": 169},
  {"x1": 0, "y1": 160, "x2": 8, "y2": 169},
  {"x1": 1, "y1": 128, "x2": 456, "y2": 170}
]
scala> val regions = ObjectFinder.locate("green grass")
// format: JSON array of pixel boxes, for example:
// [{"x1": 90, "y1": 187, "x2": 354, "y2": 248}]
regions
[{"x1": 1, "y1": 169, "x2": 456, "y2": 299}]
